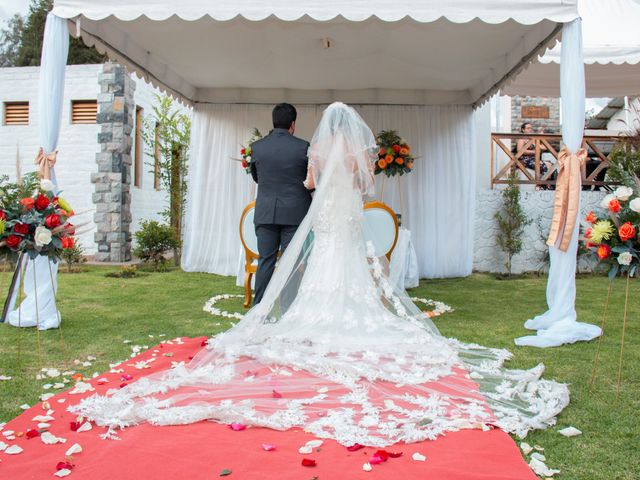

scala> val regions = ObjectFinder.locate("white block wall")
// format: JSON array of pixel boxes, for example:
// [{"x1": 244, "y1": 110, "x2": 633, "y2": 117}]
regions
[
  {"x1": 0, "y1": 65, "x2": 190, "y2": 256},
  {"x1": 474, "y1": 189, "x2": 607, "y2": 274}
]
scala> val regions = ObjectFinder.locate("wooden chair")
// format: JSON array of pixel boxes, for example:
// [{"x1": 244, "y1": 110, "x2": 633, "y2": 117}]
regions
[
  {"x1": 363, "y1": 201, "x2": 399, "y2": 261},
  {"x1": 239, "y1": 200, "x2": 258, "y2": 308},
  {"x1": 239, "y1": 200, "x2": 399, "y2": 307}
]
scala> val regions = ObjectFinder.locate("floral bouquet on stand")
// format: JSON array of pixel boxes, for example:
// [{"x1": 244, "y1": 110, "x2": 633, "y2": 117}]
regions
[
  {"x1": 239, "y1": 128, "x2": 264, "y2": 174},
  {"x1": 582, "y1": 185, "x2": 640, "y2": 279},
  {"x1": 0, "y1": 175, "x2": 76, "y2": 261},
  {"x1": 374, "y1": 130, "x2": 415, "y2": 177}
]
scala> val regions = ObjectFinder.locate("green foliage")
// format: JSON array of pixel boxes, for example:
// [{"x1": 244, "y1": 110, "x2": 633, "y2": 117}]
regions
[
  {"x1": 60, "y1": 241, "x2": 87, "y2": 273},
  {"x1": 105, "y1": 264, "x2": 140, "y2": 278},
  {"x1": 133, "y1": 220, "x2": 181, "y2": 270},
  {"x1": 494, "y1": 169, "x2": 532, "y2": 275},
  {"x1": 0, "y1": 173, "x2": 39, "y2": 214},
  {"x1": 608, "y1": 135, "x2": 640, "y2": 189},
  {"x1": 141, "y1": 94, "x2": 191, "y2": 264},
  {"x1": 0, "y1": 0, "x2": 105, "y2": 67}
]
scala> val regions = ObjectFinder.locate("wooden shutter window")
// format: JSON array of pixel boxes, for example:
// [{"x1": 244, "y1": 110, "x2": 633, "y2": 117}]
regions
[
  {"x1": 71, "y1": 99, "x2": 97, "y2": 124},
  {"x1": 3, "y1": 102, "x2": 29, "y2": 125}
]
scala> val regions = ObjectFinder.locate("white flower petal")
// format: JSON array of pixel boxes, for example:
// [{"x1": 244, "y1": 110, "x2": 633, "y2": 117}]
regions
[
  {"x1": 65, "y1": 443, "x2": 82, "y2": 456},
  {"x1": 529, "y1": 458, "x2": 560, "y2": 477},
  {"x1": 5, "y1": 445, "x2": 23, "y2": 454},
  {"x1": 531, "y1": 452, "x2": 546, "y2": 462},
  {"x1": 41, "y1": 432, "x2": 65, "y2": 445},
  {"x1": 305, "y1": 440, "x2": 323, "y2": 448},
  {"x1": 298, "y1": 446, "x2": 313, "y2": 454},
  {"x1": 412, "y1": 452, "x2": 426, "y2": 461},
  {"x1": 76, "y1": 422, "x2": 92, "y2": 433},
  {"x1": 558, "y1": 426, "x2": 582, "y2": 437},
  {"x1": 0, "y1": 441, "x2": 8, "y2": 451},
  {"x1": 54, "y1": 469, "x2": 72, "y2": 477},
  {"x1": 362, "y1": 462, "x2": 372, "y2": 472}
]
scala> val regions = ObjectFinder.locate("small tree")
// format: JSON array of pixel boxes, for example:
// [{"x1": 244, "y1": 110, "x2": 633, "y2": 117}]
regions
[
  {"x1": 495, "y1": 169, "x2": 531, "y2": 275},
  {"x1": 141, "y1": 94, "x2": 191, "y2": 265},
  {"x1": 133, "y1": 220, "x2": 181, "y2": 271},
  {"x1": 60, "y1": 241, "x2": 87, "y2": 273}
]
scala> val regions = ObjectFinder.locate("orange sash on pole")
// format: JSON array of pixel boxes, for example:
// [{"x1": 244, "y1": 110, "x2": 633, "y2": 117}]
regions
[
  {"x1": 34, "y1": 147, "x2": 57, "y2": 180},
  {"x1": 546, "y1": 146, "x2": 587, "y2": 252}
]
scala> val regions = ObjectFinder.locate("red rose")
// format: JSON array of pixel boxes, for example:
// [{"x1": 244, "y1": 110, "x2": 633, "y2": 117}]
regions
[
  {"x1": 13, "y1": 223, "x2": 29, "y2": 235},
  {"x1": 596, "y1": 244, "x2": 611, "y2": 260},
  {"x1": 240, "y1": 148, "x2": 246, "y2": 155},
  {"x1": 35, "y1": 194, "x2": 50, "y2": 211},
  {"x1": 242, "y1": 160, "x2": 248, "y2": 169},
  {"x1": 6, "y1": 235, "x2": 21, "y2": 249},
  {"x1": 0, "y1": 210, "x2": 6, "y2": 220},
  {"x1": 392, "y1": 144, "x2": 401, "y2": 153},
  {"x1": 608, "y1": 198, "x2": 621, "y2": 213},
  {"x1": 45, "y1": 214, "x2": 61, "y2": 229},
  {"x1": 618, "y1": 222, "x2": 636, "y2": 242},
  {"x1": 20, "y1": 197, "x2": 35, "y2": 210},
  {"x1": 585, "y1": 211, "x2": 596, "y2": 223}
]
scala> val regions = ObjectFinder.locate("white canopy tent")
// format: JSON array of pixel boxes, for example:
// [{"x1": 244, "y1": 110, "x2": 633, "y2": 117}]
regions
[
  {"x1": 23, "y1": 0, "x2": 598, "y2": 347},
  {"x1": 504, "y1": 0, "x2": 640, "y2": 97}
]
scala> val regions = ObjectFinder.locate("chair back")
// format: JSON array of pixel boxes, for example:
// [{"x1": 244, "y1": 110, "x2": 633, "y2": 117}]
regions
[
  {"x1": 363, "y1": 201, "x2": 399, "y2": 260},
  {"x1": 239, "y1": 201, "x2": 259, "y2": 269}
]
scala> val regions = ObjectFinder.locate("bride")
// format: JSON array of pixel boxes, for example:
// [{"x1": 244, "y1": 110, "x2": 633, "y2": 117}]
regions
[{"x1": 72, "y1": 102, "x2": 569, "y2": 447}]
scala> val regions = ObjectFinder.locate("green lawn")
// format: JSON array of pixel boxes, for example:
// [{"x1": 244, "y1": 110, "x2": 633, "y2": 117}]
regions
[{"x1": 0, "y1": 267, "x2": 638, "y2": 479}]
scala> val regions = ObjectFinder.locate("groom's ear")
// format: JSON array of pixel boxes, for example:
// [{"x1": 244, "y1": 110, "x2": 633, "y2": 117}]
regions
[{"x1": 289, "y1": 121, "x2": 296, "y2": 134}]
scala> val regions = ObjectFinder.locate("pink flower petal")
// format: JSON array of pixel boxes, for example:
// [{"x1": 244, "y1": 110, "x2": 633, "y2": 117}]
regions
[
  {"x1": 229, "y1": 423, "x2": 246, "y2": 431},
  {"x1": 261, "y1": 443, "x2": 276, "y2": 451}
]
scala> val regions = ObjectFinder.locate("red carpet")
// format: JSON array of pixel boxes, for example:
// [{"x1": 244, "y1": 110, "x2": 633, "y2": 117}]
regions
[{"x1": 0, "y1": 337, "x2": 536, "y2": 479}]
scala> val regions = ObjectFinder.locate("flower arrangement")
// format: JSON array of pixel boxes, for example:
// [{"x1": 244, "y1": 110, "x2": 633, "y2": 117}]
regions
[
  {"x1": 374, "y1": 130, "x2": 415, "y2": 177},
  {"x1": 240, "y1": 128, "x2": 264, "y2": 174},
  {"x1": 0, "y1": 174, "x2": 76, "y2": 261},
  {"x1": 582, "y1": 185, "x2": 640, "y2": 278}
]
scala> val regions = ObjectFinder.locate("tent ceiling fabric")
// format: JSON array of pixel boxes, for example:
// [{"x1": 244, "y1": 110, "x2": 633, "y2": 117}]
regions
[
  {"x1": 504, "y1": 0, "x2": 640, "y2": 97},
  {"x1": 52, "y1": 1, "x2": 578, "y2": 105}
]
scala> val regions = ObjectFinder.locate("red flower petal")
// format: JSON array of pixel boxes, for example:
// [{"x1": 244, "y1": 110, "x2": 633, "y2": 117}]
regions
[
  {"x1": 56, "y1": 461, "x2": 74, "y2": 471},
  {"x1": 387, "y1": 451, "x2": 403, "y2": 458},
  {"x1": 200, "y1": 340, "x2": 208, "y2": 347},
  {"x1": 119, "y1": 382, "x2": 128, "y2": 388},
  {"x1": 301, "y1": 458, "x2": 317, "y2": 467},
  {"x1": 374, "y1": 450, "x2": 390, "y2": 461},
  {"x1": 272, "y1": 389, "x2": 283, "y2": 398},
  {"x1": 26, "y1": 429, "x2": 40, "y2": 439},
  {"x1": 229, "y1": 423, "x2": 246, "y2": 431},
  {"x1": 370, "y1": 454, "x2": 385, "y2": 465},
  {"x1": 69, "y1": 421, "x2": 81, "y2": 432},
  {"x1": 347, "y1": 443, "x2": 364, "y2": 452},
  {"x1": 121, "y1": 374, "x2": 133, "y2": 381}
]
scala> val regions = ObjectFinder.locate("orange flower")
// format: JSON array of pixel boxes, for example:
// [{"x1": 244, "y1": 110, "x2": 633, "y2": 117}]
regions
[
  {"x1": 618, "y1": 222, "x2": 636, "y2": 242},
  {"x1": 596, "y1": 244, "x2": 611, "y2": 260},
  {"x1": 20, "y1": 198, "x2": 35, "y2": 210},
  {"x1": 396, "y1": 157, "x2": 404, "y2": 165},
  {"x1": 608, "y1": 198, "x2": 621, "y2": 213},
  {"x1": 377, "y1": 159, "x2": 386, "y2": 169},
  {"x1": 399, "y1": 147, "x2": 409, "y2": 156},
  {"x1": 385, "y1": 154, "x2": 394, "y2": 164},
  {"x1": 585, "y1": 211, "x2": 596, "y2": 223}
]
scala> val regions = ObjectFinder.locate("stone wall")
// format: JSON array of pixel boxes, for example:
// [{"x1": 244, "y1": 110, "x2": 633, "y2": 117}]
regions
[
  {"x1": 474, "y1": 189, "x2": 606, "y2": 274},
  {"x1": 511, "y1": 96, "x2": 560, "y2": 134},
  {"x1": 91, "y1": 63, "x2": 135, "y2": 262}
]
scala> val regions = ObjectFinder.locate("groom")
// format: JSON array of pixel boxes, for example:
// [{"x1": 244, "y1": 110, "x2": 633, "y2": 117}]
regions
[{"x1": 250, "y1": 103, "x2": 312, "y2": 305}]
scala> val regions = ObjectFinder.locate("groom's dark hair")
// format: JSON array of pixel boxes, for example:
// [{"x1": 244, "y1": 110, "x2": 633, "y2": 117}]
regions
[{"x1": 272, "y1": 103, "x2": 297, "y2": 129}]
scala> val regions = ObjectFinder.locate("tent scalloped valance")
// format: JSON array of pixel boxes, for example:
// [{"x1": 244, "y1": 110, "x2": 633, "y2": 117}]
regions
[{"x1": 52, "y1": 0, "x2": 578, "y2": 25}]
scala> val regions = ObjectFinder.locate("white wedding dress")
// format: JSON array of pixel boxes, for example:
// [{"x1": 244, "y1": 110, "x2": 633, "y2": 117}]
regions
[{"x1": 72, "y1": 103, "x2": 569, "y2": 447}]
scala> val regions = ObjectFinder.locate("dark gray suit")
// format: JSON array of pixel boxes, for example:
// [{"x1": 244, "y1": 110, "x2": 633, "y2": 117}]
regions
[{"x1": 250, "y1": 128, "x2": 311, "y2": 304}]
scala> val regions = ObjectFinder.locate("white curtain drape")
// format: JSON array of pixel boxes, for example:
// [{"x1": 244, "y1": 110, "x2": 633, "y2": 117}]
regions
[
  {"x1": 182, "y1": 104, "x2": 476, "y2": 279},
  {"x1": 516, "y1": 19, "x2": 601, "y2": 348},
  {"x1": 6, "y1": 14, "x2": 68, "y2": 330}
]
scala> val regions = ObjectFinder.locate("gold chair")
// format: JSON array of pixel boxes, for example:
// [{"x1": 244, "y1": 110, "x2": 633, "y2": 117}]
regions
[
  {"x1": 363, "y1": 201, "x2": 399, "y2": 261},
  {"x1": 239, "y1": 200, "x2": 258, "y2": 308}
]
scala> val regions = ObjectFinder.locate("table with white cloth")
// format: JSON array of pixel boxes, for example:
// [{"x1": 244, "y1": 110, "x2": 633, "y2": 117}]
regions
[{"x1": 235, "y1": 227, "x2": 419, "y2": 293}]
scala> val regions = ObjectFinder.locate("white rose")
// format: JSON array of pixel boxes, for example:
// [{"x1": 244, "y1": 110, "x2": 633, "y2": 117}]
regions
[
  {"x1": 34, "y1": 226, "x2": 52, "y2": 247},
  {"x1": 617, "y1": 252, "x2": 633, "y2": 266},
  {"x1": 40, "y1": 179, "x2": 55, "y2": 192},
  {"x1": 614, "y1": 186, "x2": 634, "y2": 201},
  {"x1": 630, "y1": 198, "x2": 640, "y2": 213},
  {"x1": 600, "y1": 194, "x2": 615, "y2": 210},
  {"x1": 245, "y1": 155, "x2": 251, "y2": 162}
]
